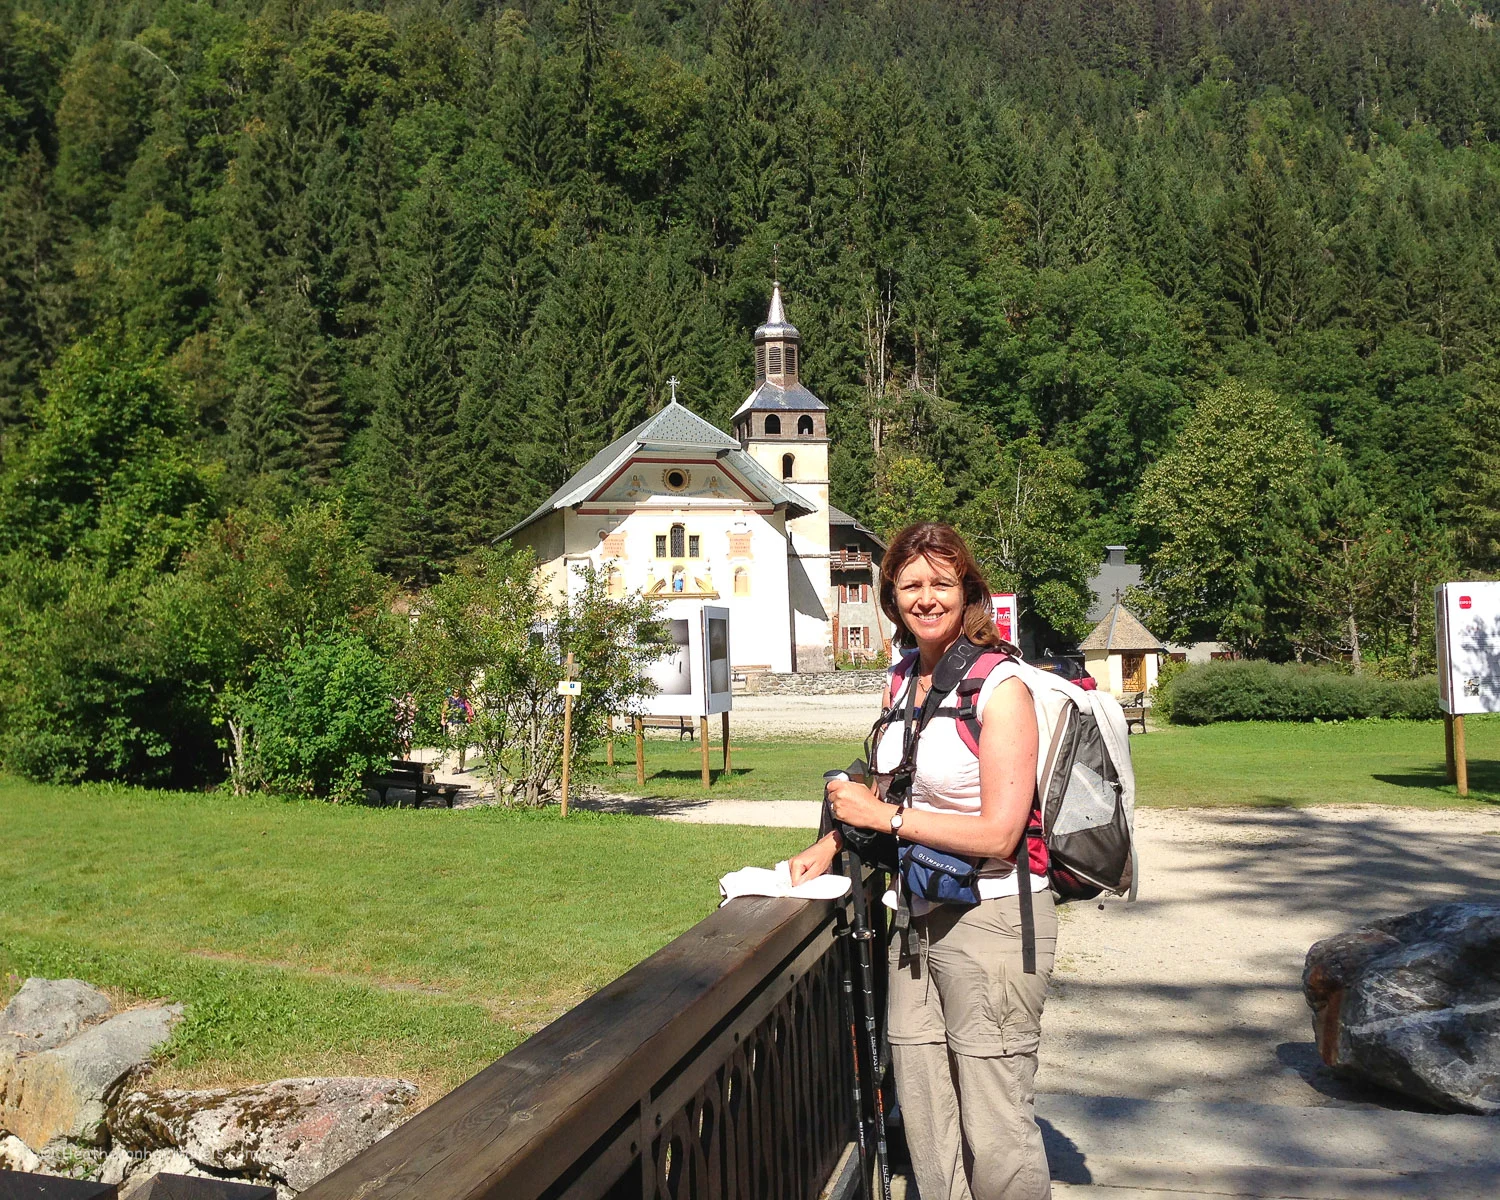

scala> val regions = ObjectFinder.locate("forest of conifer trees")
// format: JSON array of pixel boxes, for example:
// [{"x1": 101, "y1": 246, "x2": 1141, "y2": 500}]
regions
[{"x1": 2, "y1": 0, "x2": 1499, "y2": 785}]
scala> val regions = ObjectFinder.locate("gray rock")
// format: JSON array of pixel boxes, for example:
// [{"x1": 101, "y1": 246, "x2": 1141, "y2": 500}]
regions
[
  {"x1": 1304, "y1": 901, "x2": 1500, "y2": 1114},
  {"x1": 118, "y1": 1148, "x2": 209, "y2": 1199},
  {"x1": 0, "y1": 1132, "x2": 42, "y2": 1172},
  {"x1": 99, "y1": 1144, "x2": 134, "y2": 1185},
  {"x1": 0, "y1": 1004, "x2": 183, "y2": 1149},
  {"x1": 112, "y1": 1076, "x2": 418, "y2": 1191},
  {"x1": 1, "y1": 978, "x2": 111, "y2": 1054}
]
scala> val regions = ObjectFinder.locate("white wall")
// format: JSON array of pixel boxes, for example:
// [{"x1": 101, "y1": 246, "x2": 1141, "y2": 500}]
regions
[{"x1": 520, "y1": 503, "x2": 796, "y2": 673}]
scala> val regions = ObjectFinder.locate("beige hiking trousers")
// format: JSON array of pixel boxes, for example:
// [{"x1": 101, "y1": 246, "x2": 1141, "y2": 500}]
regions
[{"x1": 887, "y1": 890, "x2": 1057, "y2": 1200}]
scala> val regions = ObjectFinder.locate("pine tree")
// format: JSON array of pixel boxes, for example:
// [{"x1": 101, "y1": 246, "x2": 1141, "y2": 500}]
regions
[
  {"x1": 0, "y1": 143, "x2": 69, "y2": 441},
  {"x1": 363, "y1": 176, "x2": 472, "y2": 583},
  {"x1": 220, "y1": 68, "x2": 348, "y2": 494},
  {"x1": 1456, "y1": 379, "x2": 1500, "y2": 570}
]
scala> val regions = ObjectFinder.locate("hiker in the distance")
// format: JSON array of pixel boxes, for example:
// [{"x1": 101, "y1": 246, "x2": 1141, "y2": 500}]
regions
[{"x1": 789, "y1": 521, "x2": 1055, "y2": 1200}]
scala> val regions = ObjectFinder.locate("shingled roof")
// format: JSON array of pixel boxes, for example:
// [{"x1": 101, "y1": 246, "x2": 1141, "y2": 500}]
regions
[
  {"x1": 498, "y1": 399, "x2": 814, "y2": 541},
  {"x1": 1079, "y1": 602, "x2": 1164, "y2": 652}
]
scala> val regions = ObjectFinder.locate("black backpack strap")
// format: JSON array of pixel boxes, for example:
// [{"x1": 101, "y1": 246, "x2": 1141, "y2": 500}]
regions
[{"x1": 1018, "y1": 824, "x2": 1036, "y2": 975}]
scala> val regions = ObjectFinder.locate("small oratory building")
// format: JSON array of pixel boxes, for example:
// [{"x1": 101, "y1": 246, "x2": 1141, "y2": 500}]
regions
[
  {"x1": 502, "y1": 285, "x2": 868, "y2": 673},
  {"x1": 1081, "y1": 601, "x2": 1166, "y2": 698}
]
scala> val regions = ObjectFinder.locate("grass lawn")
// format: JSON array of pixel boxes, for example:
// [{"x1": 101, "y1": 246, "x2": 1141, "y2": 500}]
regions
[
  {"x1": 593, "y1": 717, "x2": 1500, "y2": 808},
  {"x1": 0, "y1": 779, "x2": 808, "y2": 1099},
  {"x1": 588, "y1": 735, "x2": 865, "y2": 800}
]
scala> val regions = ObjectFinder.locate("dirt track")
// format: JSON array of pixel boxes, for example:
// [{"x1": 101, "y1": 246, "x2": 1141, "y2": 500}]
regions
[{"x1": 1040, "y1": 804, "x2": 1500, "y2": 1108}]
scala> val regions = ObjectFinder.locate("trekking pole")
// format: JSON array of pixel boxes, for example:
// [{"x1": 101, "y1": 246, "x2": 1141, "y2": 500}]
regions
[
  {"x1": 833, "y1": 873, "x2": 874, "y2": 1200},
  {"x1": 827, "y1": 767, "x2": 893, "y2": 1200},
  {"x1": 846, "y1": 843, "x2": 893, "y2": 1200}
]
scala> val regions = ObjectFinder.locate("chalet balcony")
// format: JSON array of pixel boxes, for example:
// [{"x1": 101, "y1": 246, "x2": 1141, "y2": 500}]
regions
[{"x1": 830, "y1": 550, "x2": 872, "y2": 570}]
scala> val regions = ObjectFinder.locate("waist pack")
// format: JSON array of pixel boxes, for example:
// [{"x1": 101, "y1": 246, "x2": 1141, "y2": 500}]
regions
[{"x1": 899, "y1": 842, "x2": 981, "y2": 905}]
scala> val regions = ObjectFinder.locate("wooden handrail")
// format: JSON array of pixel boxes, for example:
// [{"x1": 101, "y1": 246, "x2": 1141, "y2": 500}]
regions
[{"x1": 301, "y1": 895, "x2": 855, "y2": 1200}]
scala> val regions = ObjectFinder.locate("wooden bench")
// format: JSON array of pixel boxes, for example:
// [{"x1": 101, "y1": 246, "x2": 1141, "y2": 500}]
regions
[
  {"x1": 364, "y1": 759, "x2": 464, "y2": 808},
  {"x1": 635, "y1": 715, "x2": 696, "y2": 740},
  {"x1": 1122, "y1": 691, "x2": 1149, "y2": 735}
]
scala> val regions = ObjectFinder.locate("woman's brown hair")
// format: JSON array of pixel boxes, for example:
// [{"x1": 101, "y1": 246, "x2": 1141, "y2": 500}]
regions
[{"x1": 880, "y1": 522, "x2": 1013, "y2": 653}]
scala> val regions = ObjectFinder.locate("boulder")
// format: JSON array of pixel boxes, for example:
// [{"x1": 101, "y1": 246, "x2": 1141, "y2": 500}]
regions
[
  {"x1": 1303, "y1": 901, "x2": 1500, "y2": 1114},
  {"x1": 0, "y1": 1132, "x2": 42, "y2": 1172},
  {"x1": 0, "y1": 1004, "x2": 183, "y2": 1149},
  {"x1": 117, "y1": 1149, "x2": 210, "y2": 1199},
  {"x1": 1, "y1": 978, "x2": 112, "y2": 1054},
  {"x1": 99, "y1": 1144, "x2": 134, "y2": 1185},
  {"x1": 111, "y1": 1076, "x2": 418, "y2": 1191}
]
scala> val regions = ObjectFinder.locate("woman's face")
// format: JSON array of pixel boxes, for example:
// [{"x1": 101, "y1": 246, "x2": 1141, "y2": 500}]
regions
[{"x1": 895, "y1": 554, "x2": 964, "y2": 653}]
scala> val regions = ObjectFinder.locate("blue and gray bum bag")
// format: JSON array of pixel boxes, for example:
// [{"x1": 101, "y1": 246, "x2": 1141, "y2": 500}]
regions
[{"x1": 899, "y1": 841, "x2": 981, "y2": 906}]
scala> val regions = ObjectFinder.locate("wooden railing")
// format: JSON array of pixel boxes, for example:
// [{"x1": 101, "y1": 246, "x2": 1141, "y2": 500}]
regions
[
  {"x1": 830, "y1": 550, "x2": 872, "y2": 569},
  {"x1": 302, "y1": 884, "x2": 879, "y2": 1200}
]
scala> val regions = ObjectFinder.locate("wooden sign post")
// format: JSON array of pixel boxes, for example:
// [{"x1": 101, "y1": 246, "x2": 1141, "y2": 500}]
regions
[
  {"x1": 699, "y1": 715, "x2": 710, "y2": 787},
  {"x1": 634, "y1": 716, "x2": 645, "y2": 787},
  {"x1": 1449, "y1": 713, "x2": 1469, "y2": 798},
  {"x1": 557, "y1": 653, "x2": 580, "y2": 816}
]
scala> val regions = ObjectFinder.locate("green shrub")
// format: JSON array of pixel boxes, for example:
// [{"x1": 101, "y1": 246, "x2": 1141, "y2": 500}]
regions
[
  {"x1": 239, "y1": 631, "x2": 397, "y2": 801},
  {"x1": 1166, "y1": 660, "x2": 1440, "y2": 725},
  {"x1": 1148, "y1": 655, "x2": 1191, "y2": 723}
]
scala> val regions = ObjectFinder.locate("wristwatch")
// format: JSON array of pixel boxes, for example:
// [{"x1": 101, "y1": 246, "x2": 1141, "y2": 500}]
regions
[{"x1": 889, "y1": 809, "x2": 904, "y2": 836}]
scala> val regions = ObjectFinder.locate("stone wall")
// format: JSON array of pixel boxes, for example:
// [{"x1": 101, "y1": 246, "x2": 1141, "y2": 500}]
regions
[{"x1": 736, "y1": 669, "x2": 888, "y2": 695}]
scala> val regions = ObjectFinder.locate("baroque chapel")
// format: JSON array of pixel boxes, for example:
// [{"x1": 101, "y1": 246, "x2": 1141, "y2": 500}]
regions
[{"x1": 502, "y1": 287, "x2": 887, "y2": 672}]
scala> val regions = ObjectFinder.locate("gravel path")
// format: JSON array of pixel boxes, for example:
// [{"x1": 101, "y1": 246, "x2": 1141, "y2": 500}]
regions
[{"x1": 582, "y1": 798, "x2": 1500, "y2": 1111}]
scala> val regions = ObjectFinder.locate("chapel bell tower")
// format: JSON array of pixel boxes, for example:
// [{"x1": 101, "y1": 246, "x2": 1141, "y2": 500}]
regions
[{"x1": 732, "y1": 283, "x2": 833, "y2": 670}]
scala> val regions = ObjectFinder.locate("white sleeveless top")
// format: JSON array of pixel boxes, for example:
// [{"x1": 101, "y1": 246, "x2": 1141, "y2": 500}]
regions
[{"x1": 874, "y1": 660, "x2": 1049, "y2": 906}]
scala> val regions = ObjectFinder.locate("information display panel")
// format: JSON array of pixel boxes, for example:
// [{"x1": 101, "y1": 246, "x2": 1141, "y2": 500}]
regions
[
  {"x1": 641, "y1": 600, "x2": 733, "y2": 717},
  {"x1": 1437, "y1": 581, "x2": 1500, "y2": 715},
  {"x1": 991, "y1": 592, "x2": 1019, "y2": 646}
]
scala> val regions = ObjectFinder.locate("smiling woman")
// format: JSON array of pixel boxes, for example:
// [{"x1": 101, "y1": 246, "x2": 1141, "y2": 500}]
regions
[{"x1": 789, "y1": 522, "x2": 1053, "y2": 1200}]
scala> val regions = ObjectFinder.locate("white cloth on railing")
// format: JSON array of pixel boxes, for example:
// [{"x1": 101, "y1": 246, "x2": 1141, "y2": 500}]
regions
[{"x1": 718, "y1": 861, "x2": 852, "y2": 905}]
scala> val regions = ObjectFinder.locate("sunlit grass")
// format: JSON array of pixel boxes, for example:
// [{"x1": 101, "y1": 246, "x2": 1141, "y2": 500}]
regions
[
  {"x1": 595, "y1": 719, "x2": 1500, "y2": 809},
  {"x1": 0, "y1": 779, "x2": 808, "y2": 1097}
]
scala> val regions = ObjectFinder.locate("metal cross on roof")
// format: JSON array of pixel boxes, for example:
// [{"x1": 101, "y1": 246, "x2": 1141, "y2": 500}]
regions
[{"x1": 667, "y1": 376, "x2": 680, "y2": 404}]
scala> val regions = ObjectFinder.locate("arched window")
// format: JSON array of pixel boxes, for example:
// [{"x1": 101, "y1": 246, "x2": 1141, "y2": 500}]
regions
[
  {"x1": 734, "y1": 568, "x2": 750, "y2": 597},
  {"x1": 797, "y1": 415, "x2": 814, "y2": 435},
  {"x1": 782, "y1": 453, "x2": 794, "y2": 480},
  {"x1": 755, "y1": 346, "x2": 766, "y2": 381},
  {"x1": 670, "y1": 523, "x2": 685, "y2": 557},
  {"x1": 768, "y1": 345, "x2": 783, "y2": 374},
  {"x1": 764, "y1": 415, "x2": 781, "y2": 435},
  {"x1": 786, "y1": 346, "x2": 797, "y2": 375},
  {"x1": 607, "y1": 566, "x2": 625, "y2": 597}
]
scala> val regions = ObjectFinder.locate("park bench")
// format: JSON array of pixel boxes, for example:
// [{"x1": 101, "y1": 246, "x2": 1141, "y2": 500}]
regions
[
  {"x1": 635, "y1": 714, "x2": 696, "y2": 740},
  {"x1": 1122, "y1": 691, "x2": 1149, "y2": 735},
  {"x1": 363, "y1": 759, "x2": 463, "y2": 808}
]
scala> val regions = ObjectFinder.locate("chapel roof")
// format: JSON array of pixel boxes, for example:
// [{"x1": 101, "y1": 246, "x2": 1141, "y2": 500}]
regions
[
  {"x1": 498, "y1": 399, "x2": 815, "y2": 541},
  {"x1": 732, "y1": 379, "x2": 829, "y2": 418},
  {"x1": 1079, "y1": 602, "x2": 1165, "y2": 653},
  {"x1": 754, "y1": 282, "x2": 800, "y2": 342}
]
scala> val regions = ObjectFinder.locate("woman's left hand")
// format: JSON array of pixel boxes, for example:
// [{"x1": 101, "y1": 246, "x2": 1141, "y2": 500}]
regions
[{"x1": 826, "y1": 778, "x2": 895, "y2": 832}]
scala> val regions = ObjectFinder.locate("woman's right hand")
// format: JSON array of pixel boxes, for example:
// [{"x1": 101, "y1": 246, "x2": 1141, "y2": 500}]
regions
[{"x1": 788, "y1": 832, "x2": 839, "y2": 886}]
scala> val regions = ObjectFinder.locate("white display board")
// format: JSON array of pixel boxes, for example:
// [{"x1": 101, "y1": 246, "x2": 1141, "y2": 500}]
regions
[
  {"x1": 991, "y1": 592, "x2": 1019, "y2": 646},
  {"x1": 1436, "y1": 582, "x2": 1500, "y2": 715},
  {"x1": 642, "y1": 601, "x2": 732, "y2": 718}
]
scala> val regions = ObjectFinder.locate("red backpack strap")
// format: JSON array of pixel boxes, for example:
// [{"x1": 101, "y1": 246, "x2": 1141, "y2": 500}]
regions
[
  {"x1": 951, "y1": 651, "x2": 1011, "y2": 756},
  {"x1": 888, "y1": 650, "x2": 919, "y2": 704}
]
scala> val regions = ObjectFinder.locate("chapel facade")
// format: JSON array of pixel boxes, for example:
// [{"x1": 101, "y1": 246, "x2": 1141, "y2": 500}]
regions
[{"x1": 501, "y1": 286, "x2": 887, "y2": 672}]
